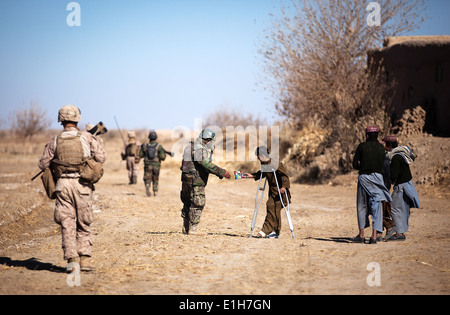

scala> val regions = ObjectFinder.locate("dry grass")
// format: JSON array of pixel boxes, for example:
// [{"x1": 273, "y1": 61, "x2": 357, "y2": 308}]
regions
[{"x1": 0, "y1": 133, "x2": 54, "y2": 247}]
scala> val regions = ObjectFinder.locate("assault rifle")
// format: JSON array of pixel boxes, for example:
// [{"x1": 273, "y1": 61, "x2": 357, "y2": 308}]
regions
[{"x1": 31, "y1": 121, "x2": 108, "y2": 181}]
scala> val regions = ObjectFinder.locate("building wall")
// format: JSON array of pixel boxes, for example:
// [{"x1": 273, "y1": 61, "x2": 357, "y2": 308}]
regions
[{"x1": 369, "y1": 36, "x2": 450, "y2": 136}]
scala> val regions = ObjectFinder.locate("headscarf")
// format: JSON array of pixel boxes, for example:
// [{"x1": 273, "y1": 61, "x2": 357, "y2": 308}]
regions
[{"x1": 387, "y1": 145, "x2": 417, "y2": 165}]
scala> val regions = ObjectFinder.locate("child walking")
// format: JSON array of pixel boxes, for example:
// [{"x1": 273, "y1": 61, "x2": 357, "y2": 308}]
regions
[{"x1": 245, "y1": 146, "x2": 292, "y2": 238}]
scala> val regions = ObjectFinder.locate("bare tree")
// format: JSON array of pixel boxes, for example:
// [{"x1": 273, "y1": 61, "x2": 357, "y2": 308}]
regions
[
  {"x1": 8, "y1": 100, "x2": 51, "y2": 139},
  {"x1": 203, "y1": 105, "x2": 267, "y2": 129},
  {"x1": 260, "y1": 0, "x2": 426, "y2": 174}
]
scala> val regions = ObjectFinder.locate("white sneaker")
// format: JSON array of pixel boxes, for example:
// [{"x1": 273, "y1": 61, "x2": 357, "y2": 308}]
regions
[
  {"x1": 257, "y1": 231, "x2": 266, "y2": 238},
  {"x1": 266, "y1": 231, "x2": 279, "y2": 239}
]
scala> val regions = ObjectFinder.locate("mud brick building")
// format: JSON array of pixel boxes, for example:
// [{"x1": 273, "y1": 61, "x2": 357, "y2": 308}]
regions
[{"x1": 369, "y1": 36, "x2": 450, "y2": 136}]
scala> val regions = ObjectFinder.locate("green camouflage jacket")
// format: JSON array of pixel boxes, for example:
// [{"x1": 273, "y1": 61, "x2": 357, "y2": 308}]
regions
[
  {"x1": 181, "y1": 138, "x2": 226, "y2": 186},
  {"x1": 139, "y1": 140, "x2": 166, "y2": 165}
]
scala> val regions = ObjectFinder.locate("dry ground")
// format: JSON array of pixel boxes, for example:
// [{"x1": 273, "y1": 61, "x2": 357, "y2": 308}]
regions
[{"x1": 0, "y1": 131, "x2": 449, "y2": 295}]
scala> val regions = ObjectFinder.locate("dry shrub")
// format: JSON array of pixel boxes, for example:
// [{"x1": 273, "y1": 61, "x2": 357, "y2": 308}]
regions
[{"x1": 8, "y1": 100, "x2": 51, "y2": 139}]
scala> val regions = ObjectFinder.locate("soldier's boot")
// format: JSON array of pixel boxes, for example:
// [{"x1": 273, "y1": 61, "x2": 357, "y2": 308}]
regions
[
  {"x1": 145, "y1": 184, "x2": 151, "y2": 197},
  {"x1": 80, "y1": 255, "x2": 96, "y2": 273},
  {"x1": 66, "y1": 257, "x2": 79, "y2": 274},
  {"x1": 188, "y1": 223, "x2": 207, "y2": 236},
  {"x1": 181, "y1": 209, "x2": 189, "y2": 234},
  {"x1": 131, "y1": 176, "x2": 137, "y2": 185},
  {"x1": 153, "y1": 182, "x2": 159, "y2": 196}
]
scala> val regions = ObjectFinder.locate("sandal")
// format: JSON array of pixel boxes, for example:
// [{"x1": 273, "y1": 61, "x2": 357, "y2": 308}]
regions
[{"x1": 352, "y1": 235, "x2": 365, "y2": 243}]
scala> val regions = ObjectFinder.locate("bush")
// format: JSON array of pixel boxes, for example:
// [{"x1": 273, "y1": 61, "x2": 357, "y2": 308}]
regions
[{"x1": 8, "y1": 101, "x2": 51, "y2": 139}]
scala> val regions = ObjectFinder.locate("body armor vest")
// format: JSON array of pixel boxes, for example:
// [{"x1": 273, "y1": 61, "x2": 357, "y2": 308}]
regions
[
  {"x1": 52, "y1": 132, "x2": 84, "y2": 178},
  {"x1": 181, "y1": 140, "x2": 215, "y2": 186},
  {"x1": 181, "y1": 142, "x2": 196, "y2": 174}
]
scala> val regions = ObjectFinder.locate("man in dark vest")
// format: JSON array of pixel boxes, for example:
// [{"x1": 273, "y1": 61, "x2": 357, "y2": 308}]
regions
[
  {"x1": 385, "y1": 143, "x2": 420, "y2": 241},
  {"x1": 352, "y1": 126, "x2": 392, "y2": 244}
]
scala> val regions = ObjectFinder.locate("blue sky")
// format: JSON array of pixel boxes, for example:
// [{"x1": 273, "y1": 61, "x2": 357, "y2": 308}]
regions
[{"x1": 0, "y1": 0, "x2": 449, "y2": 130}]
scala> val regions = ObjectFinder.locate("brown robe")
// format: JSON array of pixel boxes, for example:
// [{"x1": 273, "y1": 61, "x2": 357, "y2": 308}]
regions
[{"x1": 253, "y1": 162, "x2": 291, "y2": 235}]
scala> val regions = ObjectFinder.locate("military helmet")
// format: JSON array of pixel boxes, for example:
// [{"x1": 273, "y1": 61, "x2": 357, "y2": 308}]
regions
[
  {"x1": 128, "y1": 131, "x2": 136, "y2": 138},
  {"x1": 199, "y1": 128, "x2": 216, "y2": 141},
  {"x1": 148, "y1": 130, "x2": 157, "y2": 140},
  {"x1": 58, "y1": 105, "x2": 81, "y2": 123}
]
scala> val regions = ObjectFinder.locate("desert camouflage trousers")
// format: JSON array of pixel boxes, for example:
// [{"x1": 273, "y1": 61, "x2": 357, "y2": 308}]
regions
[
  {"x1": 126, "y1": 156, "x2": 139, "y2": 182},
  {"x1": 54, "y1": 178, "x2": 94, "y2": 260},
  {"x1": 180, "y1": 176, "x2": 206, "y2": 233},
  {"x1": 144, "y1": 163, "x2": 161, "y2": 192}
]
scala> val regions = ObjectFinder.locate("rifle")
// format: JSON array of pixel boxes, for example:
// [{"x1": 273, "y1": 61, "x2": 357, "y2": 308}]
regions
[{"x1": 31, "y1": 170, "x2": 44, "y2": 181}]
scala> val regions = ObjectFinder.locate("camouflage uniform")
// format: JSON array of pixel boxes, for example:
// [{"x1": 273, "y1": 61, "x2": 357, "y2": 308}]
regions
[
  {"x1": 38, "y1": 106, "x2": 106, "y2": 265},
  {"x1": 121, "y1": 131, "x2": 140, "y2": 184},
  {"x1": 180, "y1": 134, "x2": 227, "y2": 234},
  {"x1": 138, "y1": 132, "x2": 167, "y2": 196}
]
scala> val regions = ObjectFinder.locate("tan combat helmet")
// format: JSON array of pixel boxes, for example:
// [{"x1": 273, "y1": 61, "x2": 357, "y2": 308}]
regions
[{"x1": 58, "y1": 105, "x2": 81, "y2": 123}]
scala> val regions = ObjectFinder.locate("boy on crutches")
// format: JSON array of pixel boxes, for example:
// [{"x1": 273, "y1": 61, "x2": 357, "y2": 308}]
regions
[{"x1": 244, "y1": 146, "x2": 292, "y2": 238}]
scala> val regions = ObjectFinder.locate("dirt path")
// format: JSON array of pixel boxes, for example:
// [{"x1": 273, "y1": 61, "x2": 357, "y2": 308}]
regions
[{"x1": 1, "y1": 162, "x2": 449, "y2": 295}]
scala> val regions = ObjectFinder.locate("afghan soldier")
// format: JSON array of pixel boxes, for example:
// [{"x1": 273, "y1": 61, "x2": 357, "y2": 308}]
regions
[
  {"x1": 38, "y1": 105, "x2": 106, "y2": 272},
  {"x1": 121, "y1": 131, "x2": 141, "y2": 184},
  {"x1": 180, "y1": 128, "x2": 231, "y2": 235},
  {"x1": 138, "y1": 130, "x2": 167, "y2": 197}
]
